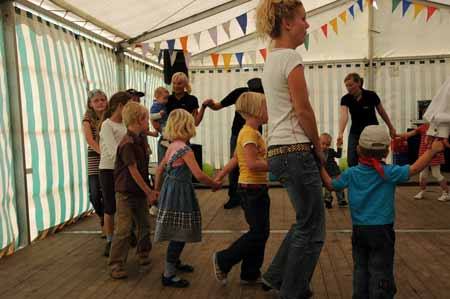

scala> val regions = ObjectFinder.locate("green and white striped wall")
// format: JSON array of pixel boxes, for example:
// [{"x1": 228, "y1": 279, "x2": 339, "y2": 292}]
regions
[{"x1": 0, "y1": 13, "x2": 19, "y2": 253}]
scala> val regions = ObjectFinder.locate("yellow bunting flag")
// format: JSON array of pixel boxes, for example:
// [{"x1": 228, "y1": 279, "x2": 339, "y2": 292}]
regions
[
  {"x1": 339, "y1": 11, "x2": 347, "y2": 24},
  {"x1": 222, "y1": 53, "x2": 232, "y2": 70},
  {"x1": 180, "y1": 36, "x2": 188, "y2": 53},
  {"x1": 330, "y1": 18, "x2": 338, "y2": 34},
  {"x1": 210, "y1": 53, "x2": 219, "y2": 68},
  {"x1": 413, "y1": 3, "x2": 425, "y2": 19}
]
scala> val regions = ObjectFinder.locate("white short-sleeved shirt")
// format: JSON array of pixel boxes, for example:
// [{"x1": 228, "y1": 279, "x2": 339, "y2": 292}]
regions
[
  {"x1": 262, "y1": 48, "x2": 310, "y2": 146},
  {"x1": 99, "y1": 118, "x2": 127, "y2": 169}
]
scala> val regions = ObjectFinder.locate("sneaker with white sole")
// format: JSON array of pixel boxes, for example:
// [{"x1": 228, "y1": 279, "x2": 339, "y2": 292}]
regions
[
  {"x1": 414, "y1": 190, "x2": 425, "y2": 200},
  {"x1": 149, "y1": 205, "x2": 158, "y2": 216},
  {"x1": 212, "y1": 253, "x2": 228, "y2": 285},
  {"x1": 437, "y1": 192, "x2": 450, "y2": 202}
]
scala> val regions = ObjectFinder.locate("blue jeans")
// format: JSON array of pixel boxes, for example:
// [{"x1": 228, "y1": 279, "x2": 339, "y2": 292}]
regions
[
  {"x1": 264, "y1": 149, "x2": 325, "y2": 299},
  {"x1": 352, "y1": 224, "x2": 396, "y2": 299},
  {"x1": 348, "y1": 133, "x2": 360, "y2": 167}
]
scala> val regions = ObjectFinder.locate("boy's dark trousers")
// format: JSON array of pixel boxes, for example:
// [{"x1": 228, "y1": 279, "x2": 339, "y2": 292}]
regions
[
  {"x1": 217, "y1": 186, "x2": 270, "y2": 280},
  {"x1": 352, "y1": 224, "x2": 397, "y2": 299}
]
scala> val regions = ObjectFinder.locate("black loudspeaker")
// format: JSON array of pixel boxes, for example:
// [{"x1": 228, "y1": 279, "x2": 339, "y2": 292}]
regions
[
  {"x1": 190, "y1": 144, "x2": 202, "y2": 183},
  {"x1": 163, "y1": 49, "x2": 188, "y2": 85}
]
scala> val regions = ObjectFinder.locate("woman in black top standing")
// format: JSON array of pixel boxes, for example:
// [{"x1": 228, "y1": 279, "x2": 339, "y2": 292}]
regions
[
  {"x1": 337, "y1": 73, "x2": 396, "y2": 166},
  {"x1": 166, "y1": 72, "x2": 208, "y2": 126}
]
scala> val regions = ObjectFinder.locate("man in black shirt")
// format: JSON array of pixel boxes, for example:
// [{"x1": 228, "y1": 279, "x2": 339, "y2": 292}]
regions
[{"x1": 205, "y1": 78, "x2": 264, "y2": 209}]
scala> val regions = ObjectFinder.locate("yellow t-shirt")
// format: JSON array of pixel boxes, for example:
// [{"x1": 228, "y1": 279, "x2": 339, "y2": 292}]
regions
[{"x1": 236, "y1": 125, "x2": 268, "y2": 184}]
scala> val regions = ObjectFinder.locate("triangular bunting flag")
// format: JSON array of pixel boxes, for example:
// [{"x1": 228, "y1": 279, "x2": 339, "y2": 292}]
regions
[
  {"x1": 321, "y1": 24, "x2": 328, "y2": 38},
  {"x1": 304, "y1": 33, "x2": 310, "y2": 51},
  {"x1": 312, "y1": 30, "x2": 319, "y2": 44},
  {"x1": 180, "y1": 36, "x2": 188, "y2": 53},
  {"x1": 222, "y1": 21, "x2": 231, "y2": 39},
  {"x1": 236, "y1": 13, "x2": 248, "y2": 35},
  {"x1": 154, "y1": 42, "x2": 161, "y2": 55},
  {"x1": 170, "y1": 51, "x2": 178, "y2": 66},
  {"x1": 208, "y1": 27, "x2": 218, "y2": 46},
  {"x1": 259, "y1": 49, "x2": 267, "y2": 61},
  {"x1": 249, "y1": 51, "x2": 256, "y2": 65},
  {"x1": 339, "y1": 11, "x2": 347, "y2": 24},
  {"x1": 357, "y1": 0, "x2": 363, "y2": 12},
  {"x1": 235, "y1": 52, "x2": 244, "y2": 67},
  {"x1": 426, "y1": 6, "x2": 437, "y2": 22},
  {"x1": 184, "y1": 52, "x2": 192, "y2": 68},
  {"x1": 392, "y1": 0, "x2": 401, "y2": 13},
  {"x1": 142, "y1": 43, "x2": 149, "y2": 56},
  {"x1": 194, "y1": 32, "x2": 201, "y2": 49},
  {"x1": 349, "y1": 5, "x2": 355, "y2": 18},
  {"x1": 167, "y1": 39, "x2": 175, "y2": 55},
  {"x1": 222, "y1": 53, "x2": 232, "y2": 70},
  {"x1": 210, "y1": 53, "x2": 219, "y2": 68},
  {"x1": 402, "y1": 0, "x2": 412, "y2": 17},
  {"x1": 413, "y1": 3, "x2": 425, "y2": 19},
  {"x1": 330, "y1": 18, "x2": 338, "y2": 34},
  {"x1": 366, "y1": 0, "x2": 373, "y2": 7}
]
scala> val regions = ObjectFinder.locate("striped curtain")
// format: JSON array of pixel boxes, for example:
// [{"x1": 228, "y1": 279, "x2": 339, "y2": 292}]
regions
[
  {"x1": 0, "y1": 14, "x2": 19, "y2": 251},
  {"x1": 124, "y1": 55, "x2": 147, "y2": 103},
  {"x1": 15, "y1": 9, "x2": 89, "y2": 241},
  {"x1": 80, "y1": 37, "x2": 118, "y2": 98}
]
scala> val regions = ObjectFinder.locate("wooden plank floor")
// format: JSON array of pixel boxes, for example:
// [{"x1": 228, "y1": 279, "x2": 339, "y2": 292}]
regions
[{"x1": 1, "y1": 186, "x2": 450, "y2": 298}]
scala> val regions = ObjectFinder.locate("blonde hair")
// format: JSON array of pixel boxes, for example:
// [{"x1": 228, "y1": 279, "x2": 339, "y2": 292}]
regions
[
  {"x1": 235, "y1": 92, "x2": 266, "y2": 120},
  {"x1": 164, "y1": 109, "x2": 196, "y2": 141},
  {"x1": 154, "y1": 86, "x2": 169, "y2": 98},
  {"x1": 320, "y1": 132, "x2": 332, "y2": 141},
  {"x1": 171, "y1": 72, "x2": 192, "y2": 94},
  {"x1": 122, "y1": 101, "x2": 148, "y2": 127},
  {"x1": 256, "y1": 0, "x2": 303, "y2": 39}
]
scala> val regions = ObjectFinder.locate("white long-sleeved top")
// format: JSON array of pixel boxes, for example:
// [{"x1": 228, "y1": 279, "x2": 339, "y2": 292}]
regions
[
  {"x1": 99, "y1": 118, "x2": 127, "y2": 170},
  {"x1": 424, "y1": 78, "x2": 450, "y2": 138}
]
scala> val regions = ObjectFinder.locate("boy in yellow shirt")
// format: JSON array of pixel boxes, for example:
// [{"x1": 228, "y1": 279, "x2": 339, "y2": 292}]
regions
[{"x1": 213, "y1": 92, "x2": 270, "y2": 285}]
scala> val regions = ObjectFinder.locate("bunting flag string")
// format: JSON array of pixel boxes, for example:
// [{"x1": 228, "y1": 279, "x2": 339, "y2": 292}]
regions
[{"x1": 392, "y1": 0, "x2": 440, "y2": 23}]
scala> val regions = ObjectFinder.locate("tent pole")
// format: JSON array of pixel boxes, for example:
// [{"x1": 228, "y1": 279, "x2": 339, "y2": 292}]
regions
[
  {"x1": 116, "y1": 47, "x2": 126, "y2": 91},
  {"x1": 367, "y1": 2, "x2": 374, "y2": 90},
  {"x1": 0, "y1": 0, "x2": 31, "y2": 249}
]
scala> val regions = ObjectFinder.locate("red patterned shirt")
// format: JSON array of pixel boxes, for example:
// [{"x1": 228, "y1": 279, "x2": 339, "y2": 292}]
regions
[{"x1": 416, "y1": 124, "x2": 445, "y2": 166}]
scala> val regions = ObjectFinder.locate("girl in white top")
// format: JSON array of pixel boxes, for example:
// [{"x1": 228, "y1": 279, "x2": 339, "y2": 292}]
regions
[
  {"x1": 99, "y1": 91, "x2": 130, "y2": 256},
  {"x1": 256, "y1": 1, "x2": 325, "y2": 298}
]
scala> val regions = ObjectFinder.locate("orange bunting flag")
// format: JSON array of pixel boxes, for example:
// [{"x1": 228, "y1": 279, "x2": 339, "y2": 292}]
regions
[
  {"x1": 366, "y1": 0, "x2": 373, "y2": 6},
  {"x1": 321, "y1": 24, "x2": 328, "y2": 38},
  {"x1": 339, "y1": 11, "x2": 347, "y2": 24},
  {"x1": 222, "y1": 53, "x2": 232, "y2": 70},
  {"x1": 413, "y1": 3, "x2": 425, "y2": 19},
  {"x1": 180, "y1": 36, "x2": 188, "y2": 53},
  {"x1": 426, "y1": 6, "x2": 437, "y2": 22},
  {"x1": 210, "y1": 53, "x2": 219, "y2": 68},
  {"x1": 330, "y1": 18, "x2": 338, "y2": 34},
  {"x1": 259, "y1": 48, "x2": 267, "y2": 61}
]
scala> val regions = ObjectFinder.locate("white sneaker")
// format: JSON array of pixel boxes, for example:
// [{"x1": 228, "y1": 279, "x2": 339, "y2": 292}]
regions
[
  {"x1": 437, "y1": 192, "x2": 450, "y2": 202},
  {"x1": 414, "y1": 191, "x2": 425, "y2": 200},
  {"x1": 149, "y1": 205, "x2": 158, "y2": 216}
]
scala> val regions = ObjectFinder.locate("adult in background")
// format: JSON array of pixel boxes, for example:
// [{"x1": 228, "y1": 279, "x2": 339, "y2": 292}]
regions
[
  {"x1": 204, "y1": 78, "x2": 264, "y2": 209},
  {"x1": 126, "y1": 89, "x2": 145, "y2": 103},
  {"x1": 256, "y1": 1, "x2": 325, "y2": 298},
  {"x1": 337, "y1": 73, "x2": 396, "y2": 166},
  {"x1": 167, "y1": 72, "x2": 208, "y2": 126}
]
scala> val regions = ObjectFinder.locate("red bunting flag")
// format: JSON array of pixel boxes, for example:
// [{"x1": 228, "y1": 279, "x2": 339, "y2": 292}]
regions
[
  {"x1": 426, "y1": 6, "x2": 437, "y2": 22},
  {"x1": 210, "y1": 53, "x2": 219, "y2": 68},
  {"x1": 259, "y1": 48, "x2": 267, "y2": 61},
  {"x1": 321, "y1": 24, "x2": 328, "y2": 38}
]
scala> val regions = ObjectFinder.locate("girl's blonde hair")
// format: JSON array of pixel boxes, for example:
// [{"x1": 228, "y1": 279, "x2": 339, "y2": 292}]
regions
[
  {"x1": 171, "y1": 72, "x2": 192, "y2": 94},
  {"x1": 164, "y1": 109, "x2": 196, "y2": 141},
  {"x1": 256, "y1": 0, "x2": 303, "y2": 39},
  {"x1": 122, "y1": 102, "x2": 148, "y2": 127},
  {"x1": 235, "y1": 92, "x2": 266, "y2": 120},
  {"x1": 84, "y1": 89, "x2": 107, "y2": 126}
]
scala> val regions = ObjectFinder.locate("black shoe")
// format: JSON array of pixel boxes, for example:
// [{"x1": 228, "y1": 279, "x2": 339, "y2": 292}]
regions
[
  {"x1": 338, "y1": 201, "x2": 348, "y2": 207},
  {"x1": 325, "y1": 201, "x2": 332, "y2": 209},
  {"x1": 175, "y1": 261, "x2": 194, "y2": 272},
  {"x1": 129, "y1": 231, "x2": 137, "y2": 247},
  {"x1": 103, "y1": 241, "x2": 111, "y2": 257},
  {"x1": 161, "y1": 275, "x2": 190, "y2": 288},
  {"x1": 224, "y1": 198, "x2": 240, "y2": 209}
]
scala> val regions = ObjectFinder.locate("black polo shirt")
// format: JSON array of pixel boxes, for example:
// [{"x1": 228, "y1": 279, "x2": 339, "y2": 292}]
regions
[
  {"x1": 340, "y1": 89, "x2": 380, "y2": 135},
  {"x1": 114, "y1": 131, "x2": 150, "y2": 197},
  {"x1": 167, "y1": 92, "x2": 199, "y2": 115},
  {"x1": 220, "y1": 87, "x2": 262, "y2": 136}
]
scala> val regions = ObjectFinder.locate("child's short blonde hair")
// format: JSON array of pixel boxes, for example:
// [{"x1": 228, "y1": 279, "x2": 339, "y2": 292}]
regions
[
  {"x1": 164, "y1": 109, "x2": 196, "y2": 141},
  {"x1": 154, "y1": 86, "x2": 169, "y2": 98},
  {"x1": 235, "y1": 92, "x2": 266, "y2": 120},
  {"x1": 320, "y1": 133, "x2": 332, "y2": 141},
  {"x1": 171, "y1": 72, "x2": 192, "y2": 94},
  {"x1": 122, "y1": 102, "x2": 148, "y2": 127}
]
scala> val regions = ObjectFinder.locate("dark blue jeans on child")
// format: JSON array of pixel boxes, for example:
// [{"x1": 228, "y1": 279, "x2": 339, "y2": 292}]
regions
[{"x1": 352, "y1": 224, "x2": 397, "y2": 299}]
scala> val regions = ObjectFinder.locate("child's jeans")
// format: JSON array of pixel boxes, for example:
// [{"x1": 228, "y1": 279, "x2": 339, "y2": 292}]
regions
[
  {"x1": 352, "y1": 224, "x2": 397, "y2": 299},
  {"x1": 108, "y1": 193, "x2": 152, "y2": 270},
  {"x1": 164, "y1": 241, "x2": 185, "y2": 277}
]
